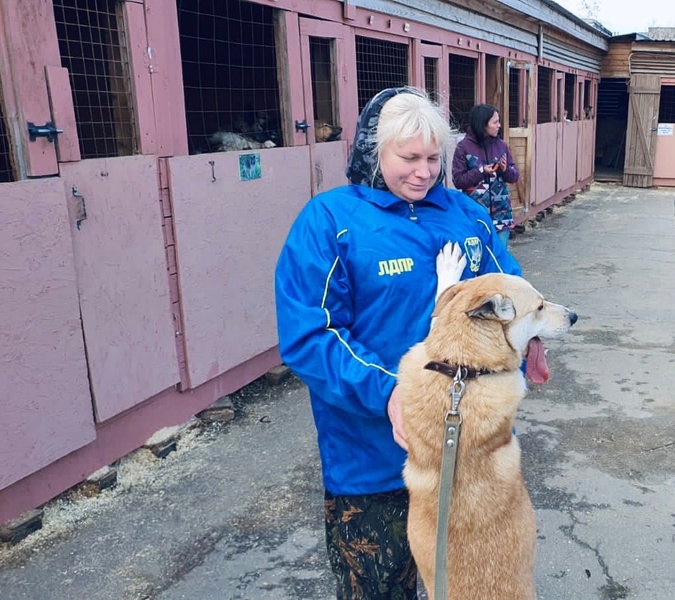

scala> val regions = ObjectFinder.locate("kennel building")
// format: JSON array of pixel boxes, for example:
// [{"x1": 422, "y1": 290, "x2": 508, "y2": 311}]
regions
[
  {"x1": 0, "y1": 0, "x2": 607, "y2": 525},
  {"x1": 597, "y1": 28, "x2": 675, "y2": 187}
]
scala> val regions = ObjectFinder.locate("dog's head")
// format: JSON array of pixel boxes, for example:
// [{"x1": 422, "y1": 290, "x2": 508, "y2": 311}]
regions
[
  {"x1": 429, "y1": 273, "x2": 577, "y2": 383},
  {"x1": 314, "y1": 121, "x2": 343, "y2": 143}
]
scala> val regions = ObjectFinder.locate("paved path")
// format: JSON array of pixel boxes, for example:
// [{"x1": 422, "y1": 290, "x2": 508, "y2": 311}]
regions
[{"x1": 0, "y1": 183, "x2": 673, "y2": 599}]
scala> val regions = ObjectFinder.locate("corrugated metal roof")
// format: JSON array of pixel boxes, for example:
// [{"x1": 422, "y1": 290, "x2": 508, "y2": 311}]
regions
[{"x1": 647, "y1": 27, "x2": 675, "y2": 42}]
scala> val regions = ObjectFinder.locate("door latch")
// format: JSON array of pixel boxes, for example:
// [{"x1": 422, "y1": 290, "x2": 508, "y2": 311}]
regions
[
  {"x1": 71, "y1": 186, "x2": 87, "y2": 230},
  {"x1": 295, "y1": 119, "x2": 312, "y2": 133},
  {"x1": 27, "y1": 121, "x2": 63, "y2": 143}
]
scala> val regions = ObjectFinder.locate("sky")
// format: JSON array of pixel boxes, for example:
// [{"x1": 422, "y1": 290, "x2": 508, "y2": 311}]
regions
[{"x1": 554, "y1": 0, "x2": 675, "y2": 36}]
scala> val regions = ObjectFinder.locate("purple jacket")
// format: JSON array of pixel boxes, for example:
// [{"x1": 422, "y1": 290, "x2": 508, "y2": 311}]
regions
[{"x1": 451, "y1": 129, "x2": 520, "y2": 231}]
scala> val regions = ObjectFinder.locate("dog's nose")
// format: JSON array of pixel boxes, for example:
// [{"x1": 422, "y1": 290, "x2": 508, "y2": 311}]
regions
[{"x1": 569, "y1": 311, "x2": 578, "y2": 325}]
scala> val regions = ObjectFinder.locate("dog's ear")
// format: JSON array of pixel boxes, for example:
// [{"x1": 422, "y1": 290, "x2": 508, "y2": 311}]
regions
[{"x1": 466, "y1": 294, "x2": 516, "y2": 322}]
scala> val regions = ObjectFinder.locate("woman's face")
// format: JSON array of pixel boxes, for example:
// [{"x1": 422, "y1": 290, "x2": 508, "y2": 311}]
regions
[
  {"x1": 485, "y1": 111, "x2": 501, "y2": 137},
  {"x1": 379, "y1": 134, "x2": 442, "y2": 203}
]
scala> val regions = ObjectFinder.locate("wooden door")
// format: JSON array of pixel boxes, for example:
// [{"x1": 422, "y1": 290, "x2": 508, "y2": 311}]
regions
[
  {"x1": 412, "y1": 40, "x2": 448, "y2": 102},
  {"x1": 59, "y1": 157, "x2": 180, "y2": 422},
  {"x1": 503, "y1": 61, "x2": 535, "y2": 216},
  {"x1": 166, "y1": 147, "x2": 312, "y2": 390},
  {"x1": 413, "y1": 41, "x2": 457, "y2": 182},
  {"x1": 299, "y1": 18, "x2": 355, "y2": 196},
  {"x1": 0, "y1": 0, "x2": 60, "y2": 176},
  {"x1": 623, "y1": 74, "x2": 661, "y2": 188}
]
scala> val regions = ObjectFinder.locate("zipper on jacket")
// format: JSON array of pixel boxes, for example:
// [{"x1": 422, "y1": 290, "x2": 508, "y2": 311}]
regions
[{"x1": 408, "y1": 203, "x2": 418, "y2": 221}]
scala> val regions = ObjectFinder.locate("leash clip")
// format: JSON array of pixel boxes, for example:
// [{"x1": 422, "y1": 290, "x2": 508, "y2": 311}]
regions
[{"x1": 449, "y1": 368, "x2": 466, "y2": 412}]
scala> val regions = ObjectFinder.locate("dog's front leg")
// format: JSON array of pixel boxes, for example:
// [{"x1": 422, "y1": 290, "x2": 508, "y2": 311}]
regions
[{"x1": 430, "y1": 242, "x2": 466, "y2": 331}]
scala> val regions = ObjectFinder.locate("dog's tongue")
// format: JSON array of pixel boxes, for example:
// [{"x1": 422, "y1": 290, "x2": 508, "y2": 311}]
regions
[{"x1": 526, "y1": 337, "x2": 549, "y2": 384}]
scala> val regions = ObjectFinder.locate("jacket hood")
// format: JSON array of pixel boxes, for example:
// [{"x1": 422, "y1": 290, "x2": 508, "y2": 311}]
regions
[{"x1": 345, "y1": 87, "x2": 447, "y2": 191}]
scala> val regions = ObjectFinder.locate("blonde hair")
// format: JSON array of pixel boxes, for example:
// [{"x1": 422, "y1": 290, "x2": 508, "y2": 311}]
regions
[{"x1": 374, "y1": 88, "x2": 452, "y2": 159}]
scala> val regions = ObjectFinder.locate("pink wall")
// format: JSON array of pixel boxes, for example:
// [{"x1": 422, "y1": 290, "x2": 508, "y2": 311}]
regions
[
  {"x1": 558, "y1": 121, "x2": 579, "y2": 192},
  {"x1": 0, "y1": 178, "x2": 95, "y2": 490},
  {"x1": 534, "y1": 124, "x2": 557, "y2": 205},
  {"x1": 653, "y1": 124, "x2": 675, "y2": 185}
]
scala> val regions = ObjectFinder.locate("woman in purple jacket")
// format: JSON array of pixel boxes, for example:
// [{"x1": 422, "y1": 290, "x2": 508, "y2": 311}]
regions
[{"x1": 451, "y1": 104, "x2": 520, "y2": 247}]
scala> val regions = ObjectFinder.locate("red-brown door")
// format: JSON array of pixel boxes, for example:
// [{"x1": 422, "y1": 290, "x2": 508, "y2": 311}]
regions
[{"x1": 299, "y1": 17, "x2": 357, "y2": 195}]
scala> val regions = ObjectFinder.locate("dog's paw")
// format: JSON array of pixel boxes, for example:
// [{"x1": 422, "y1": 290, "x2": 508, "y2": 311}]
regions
[{"x1": 435, "y1": 241, "x2": 467, "y2": 301}]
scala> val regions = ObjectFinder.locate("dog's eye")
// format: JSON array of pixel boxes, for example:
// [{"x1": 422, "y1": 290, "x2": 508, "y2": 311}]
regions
[{"x1": 537, "y1": 303, "x2": 544, "y2": 311}]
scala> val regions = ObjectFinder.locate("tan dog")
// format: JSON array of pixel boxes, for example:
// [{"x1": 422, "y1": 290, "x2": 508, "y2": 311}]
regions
[
  {"x1": 398, "y1": 273, "x2": 577, "y2": 599},
  {"x1": 314, "y1": 121, "x2": 343, "y2": 143}
]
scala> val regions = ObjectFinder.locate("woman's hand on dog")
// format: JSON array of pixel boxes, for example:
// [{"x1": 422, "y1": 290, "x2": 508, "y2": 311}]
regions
[{"x1": 387, "y1": 385, "x2": 408, "y2": 451}]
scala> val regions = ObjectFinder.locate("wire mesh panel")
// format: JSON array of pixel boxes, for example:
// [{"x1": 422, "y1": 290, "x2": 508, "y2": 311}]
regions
[
  {"x1": 508, "y1": 67, "x2": 521, "y2": 128},
  {"x1": 583, "y1": 80, "x2": 592, "y2": 118},
  {"x1": 424, "y1": 57, "x2": 439, "y2": 102},
  {"x1": 53, "y1": 0, "x2": 137, "y2": 159},
  {"x1": 448, "y1": 54, "x2": 476, "y2": 132},
  {"x1": 659, "y1": 85, "x2": 675, "y2": 122},
  {"x1": 355, "y1": 36, "x2": 408, "y2": 112},
  {"x1": 177, "y1": 0, "x2": 281, "y2": 154},
  {"x1": 564, "y1": 73, "x2": 575, "y2": 120},
  {"x1": 537, "y1": 67, "x2": 553, "y2": 124},
  {"x1": 0, "y1": 94, "x2": 15, "y2": 183},
  {"x1": 310, "y1": 37, "x2": 340, "y2": 134}
]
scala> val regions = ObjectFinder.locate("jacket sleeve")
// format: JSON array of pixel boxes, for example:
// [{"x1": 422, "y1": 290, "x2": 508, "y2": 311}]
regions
[
  {"x1": 451, "y1": 141, "x2": 485, "y2": 192},
  {"x1": 274, "y1": 199, "x2": 396, "y2": 418},
  {"x1": 500, "y1": 145, "x2": 520, "y2": 184}
]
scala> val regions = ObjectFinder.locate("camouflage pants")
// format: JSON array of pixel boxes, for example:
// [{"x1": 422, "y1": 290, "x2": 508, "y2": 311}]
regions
[{"x1": 324, "y1": 489, "x2": 418, "y2": 600}]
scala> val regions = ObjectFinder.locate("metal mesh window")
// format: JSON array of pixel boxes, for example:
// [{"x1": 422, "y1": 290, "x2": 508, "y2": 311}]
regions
[
  {"x1": 659, "y1": 85, "x2": 675, "y2": 122},
  {"x1": 583, "y1": 80, "x2": 592, "y2": 118},
  {"x1": 424, "y1": 57, "x2": 439, "y2": 102},
  {"x1": 177, "y1": 0, "x2": 281, "y2": 154},
  {"x1": 310, "y1": 37, "x2": 337, "y2": 126},
  {"x1": 355, "y1": 36, "x2": 408, "y2": 113},
  {"x1": 53, "y1": 0, "x2": 137, "y2": 159},
  {"x1": 448, "y1": 54, "x2": 476, "y2": 132},
  {"x1": 508, "y1": 68, "x2": 521, "y2": 128},
  {"x1": 564, "y1": 73, "x2": 575, "y2": 120},
  {"x1": 537, "y1": 66, "x2": 553, "y2": 124},
  {"x1": 0, "y1": 95, "x2": 15, "y2": 183}
]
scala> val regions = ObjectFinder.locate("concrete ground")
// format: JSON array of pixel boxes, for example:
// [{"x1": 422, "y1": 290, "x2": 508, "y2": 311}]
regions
[{"x1": 0, "y1": 182, "x2": 673, "y2": 600}]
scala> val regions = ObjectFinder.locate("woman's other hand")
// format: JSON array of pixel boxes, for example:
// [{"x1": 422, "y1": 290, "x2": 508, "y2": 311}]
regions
[
  {"x1": 387, "y1": 385, "x2": 408, "y2": 451},
  {"x1": 484, "y1": 163, "x2": 498, "y2": 176}
]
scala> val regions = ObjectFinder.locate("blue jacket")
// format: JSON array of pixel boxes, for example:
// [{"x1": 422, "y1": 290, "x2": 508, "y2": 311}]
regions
[{"x1": 274, "y1": 183, "x2": 522, "y2": 495}]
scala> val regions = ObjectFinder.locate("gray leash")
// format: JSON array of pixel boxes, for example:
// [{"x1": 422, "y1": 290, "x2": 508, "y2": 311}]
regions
[{"x1": 432, "y1": 371, "x2": 466, "y2": 600}]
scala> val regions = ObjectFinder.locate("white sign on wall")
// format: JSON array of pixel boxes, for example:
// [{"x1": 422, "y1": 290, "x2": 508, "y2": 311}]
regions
[{"x1": 657, "y1": 123, "x2": 673, "y2": 136}]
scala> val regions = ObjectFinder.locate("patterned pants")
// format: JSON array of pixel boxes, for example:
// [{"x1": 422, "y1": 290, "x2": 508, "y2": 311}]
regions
[{"x1": 324, "y1": 489, "x2": 418, "y2": 600}]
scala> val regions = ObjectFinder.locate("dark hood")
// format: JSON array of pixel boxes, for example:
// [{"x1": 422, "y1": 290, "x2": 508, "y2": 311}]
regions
[{"x1": 345, "y1": 87, "x2": 447, "y2": 191}]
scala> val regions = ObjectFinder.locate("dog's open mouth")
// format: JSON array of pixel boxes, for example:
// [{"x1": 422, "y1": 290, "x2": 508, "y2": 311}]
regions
[{"x1": 525, "y1": 337, "x2": 549, "y2": 384}]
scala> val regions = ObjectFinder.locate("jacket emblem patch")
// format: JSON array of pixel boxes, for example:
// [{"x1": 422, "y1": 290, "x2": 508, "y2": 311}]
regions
[{"x1": 464, "y1": 237, "x2": 482, "y2": 272}]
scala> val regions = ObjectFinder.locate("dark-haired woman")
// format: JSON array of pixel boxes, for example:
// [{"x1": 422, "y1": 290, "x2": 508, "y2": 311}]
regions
[{"x1": 451, "y1": 104, "x2": 520, "y2": 248}]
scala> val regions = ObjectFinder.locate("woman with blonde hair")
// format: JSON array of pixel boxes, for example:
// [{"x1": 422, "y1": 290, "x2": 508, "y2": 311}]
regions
[{"x1": 275, "y1": 87, "x2": 520, "y2": 598}]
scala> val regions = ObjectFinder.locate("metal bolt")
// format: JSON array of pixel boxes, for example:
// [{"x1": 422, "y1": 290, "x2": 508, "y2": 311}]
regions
[
  {"x1": 446, "y1": 440, "x2": 455, "y2": 448},
  {"x1": 448, "y1": 427, "x2": 456, "y2": 435}
]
